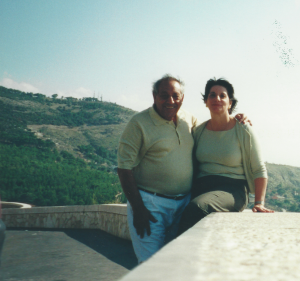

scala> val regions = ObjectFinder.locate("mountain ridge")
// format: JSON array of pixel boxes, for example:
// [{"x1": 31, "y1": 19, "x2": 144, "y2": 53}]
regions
[{"x1": 0, "y1": 85, "x2": 299, "y2": 212}]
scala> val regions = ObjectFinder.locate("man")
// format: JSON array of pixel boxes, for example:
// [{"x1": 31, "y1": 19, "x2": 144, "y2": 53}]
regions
[
  {"x1": 117, "y1": 75, "x2": 247, "y2": 263},
  {"x1": 118, "y1": 75, "x2": 195, "y2": 263}
]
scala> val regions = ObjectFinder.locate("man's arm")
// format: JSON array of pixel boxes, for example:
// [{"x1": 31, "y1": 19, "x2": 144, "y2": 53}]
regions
[
  {"x1": 118, "y1": 168, "x2": 157, "y2": 238},
  {"x1": 235, "y1": 113, "x2": 252, "y2": 126}
]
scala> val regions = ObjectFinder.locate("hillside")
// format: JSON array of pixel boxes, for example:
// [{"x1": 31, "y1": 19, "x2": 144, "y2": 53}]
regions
[
  {"x1": 0, "y1": 85, "x2": 300, "y2": 212},
  {"x1": 263, "y1": 163, "x2": 300, "y2": 212},
  {"x1": 0, "y1": 86, "x2": 136, "y2": 166},
  {"x1": 0, "y1": 86, "x2": 136, "y2": 206}
]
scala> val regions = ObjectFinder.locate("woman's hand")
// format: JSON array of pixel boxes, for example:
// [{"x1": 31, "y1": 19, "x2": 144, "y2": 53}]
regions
[
  {"x1": 252, "y1": 204, "x2": 274, "y2": 213},
  {"x1": 253, "y1": 179, "x2": 274, "y2": 213},
  {"x1": 235, "y1": 113, "x2": 252, "y2": 126}
]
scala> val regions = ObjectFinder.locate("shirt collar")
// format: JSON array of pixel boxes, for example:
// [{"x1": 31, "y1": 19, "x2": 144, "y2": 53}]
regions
[{"x1": 149, "y1": 105, "x2": 182, "y2": 126}]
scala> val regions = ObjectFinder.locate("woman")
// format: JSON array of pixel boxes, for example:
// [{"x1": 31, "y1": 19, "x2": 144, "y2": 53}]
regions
[{"x1": 178, "y1": 78, "x2": 273, "y2": 234}]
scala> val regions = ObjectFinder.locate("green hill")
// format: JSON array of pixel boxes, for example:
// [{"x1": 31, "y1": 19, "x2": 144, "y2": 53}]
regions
[
  {"x1": 0, "y1": 86, "x2": 136, "y2": 206},
  {"x1": 0, "y1": 85, "x2": 300, "y2": 212},
  {"x1": 262, "y1": 163, "x2": 300, "y2": 212},
  {"x1": 0, "y1": 86, "x2": 136, "y2": 165}
]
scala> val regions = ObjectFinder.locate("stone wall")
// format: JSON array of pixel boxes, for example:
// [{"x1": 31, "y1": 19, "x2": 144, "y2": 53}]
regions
[
  {"x1": 121, "y1": 211, "x2": 300, "y2": 281},
  {"x1": 2, "y1": 204, "x2": 131, "y2": 240}
]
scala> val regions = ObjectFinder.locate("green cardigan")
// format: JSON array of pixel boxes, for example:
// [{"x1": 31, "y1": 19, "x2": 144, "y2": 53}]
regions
[{"x1": 193, "y1": 120, "x2": 268, "y2": 194}]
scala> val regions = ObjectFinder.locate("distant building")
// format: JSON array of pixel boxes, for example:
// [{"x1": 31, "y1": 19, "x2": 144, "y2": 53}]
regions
[{"x1": 271, "y1": 195, "x2": 285, "y2": 200}]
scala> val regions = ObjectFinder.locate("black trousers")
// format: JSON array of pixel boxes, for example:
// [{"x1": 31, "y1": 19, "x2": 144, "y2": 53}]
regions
[{"x1": 178, "y1": 175, "x2": 248, "y2": 235}]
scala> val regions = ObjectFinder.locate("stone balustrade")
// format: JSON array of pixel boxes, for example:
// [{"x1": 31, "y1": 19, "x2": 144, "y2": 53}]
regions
[
  {"x1": 1, "y1": 201, "x2": 32, "y2": 209},
  {"x1": 2, "y1": 204, "x2": 130, "y2": 240}
]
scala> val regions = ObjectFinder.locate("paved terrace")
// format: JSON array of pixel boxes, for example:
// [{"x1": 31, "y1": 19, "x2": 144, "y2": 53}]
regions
[
  {"x1": 1, "y1": 204, "x2": 136, "y2": 281},
  {"x1": 2, "y1": 205, "x2": 300, "y2": 281},
  {"x1": 1, "y1": 228, "x2": 137, "y2": 281}
]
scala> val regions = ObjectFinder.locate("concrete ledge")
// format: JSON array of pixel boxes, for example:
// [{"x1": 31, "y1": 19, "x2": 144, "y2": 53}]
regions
[
  {"x1": 2, "y1": 203, "x2": 127, "y2": 215},
  {"x1": 2, "y1": 204, "x2": 130, "y2": 240},
  {"x1": 1, "y1": 201, "x2": 32, "y2": 209},
  {"x1": 121, "y1": 211, "x2": 300, "y2": 281}
]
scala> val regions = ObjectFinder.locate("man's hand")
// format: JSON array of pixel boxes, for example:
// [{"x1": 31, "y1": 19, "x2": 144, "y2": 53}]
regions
[
  {"x1": 235, "y1": 113, "x2": 252, "y2": 126},
  {"x1": 117, "y1": 168, "x2": 158, "y2": 238},
  {"x1": 133, "y1": 206, "x2": 157, "y2": 238}
]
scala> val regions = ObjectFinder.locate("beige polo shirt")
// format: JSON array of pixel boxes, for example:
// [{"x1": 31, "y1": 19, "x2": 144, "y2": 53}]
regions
[{"x1": 118, "y1": 106, "x2": 198, "y2": 195}]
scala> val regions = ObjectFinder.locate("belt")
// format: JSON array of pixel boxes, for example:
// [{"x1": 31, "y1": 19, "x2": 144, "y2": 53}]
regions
[{"x1": 138, "y1": 188, "x2": 188, "y2": 201}]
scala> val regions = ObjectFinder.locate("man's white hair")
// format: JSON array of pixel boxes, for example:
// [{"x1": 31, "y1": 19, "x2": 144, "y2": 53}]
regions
[{"x1": 152, "y1": 74, "x2": 185, "y2": 96}]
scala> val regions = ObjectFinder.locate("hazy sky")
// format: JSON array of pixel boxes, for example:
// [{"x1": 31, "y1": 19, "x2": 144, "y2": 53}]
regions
[{"x1": 1, "y1": 0, "x2": 300, "y2": 167}]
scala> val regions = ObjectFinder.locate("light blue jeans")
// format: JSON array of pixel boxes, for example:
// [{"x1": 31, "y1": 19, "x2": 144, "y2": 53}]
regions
[{"x1": 127, "y1": 190, "x2": 191, "y2": 263}]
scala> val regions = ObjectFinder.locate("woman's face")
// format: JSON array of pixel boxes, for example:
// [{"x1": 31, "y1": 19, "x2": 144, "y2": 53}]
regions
[{"x1": 205, "y1": 85, "x2": 232, "y2": 114}]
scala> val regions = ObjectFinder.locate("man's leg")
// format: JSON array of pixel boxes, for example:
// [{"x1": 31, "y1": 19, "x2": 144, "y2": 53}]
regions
[
  {"x1": 164, "y1": 194, "x2": 191, "y2": 244},
  {"x1": 127, "y1": 191, "x2": 167, "y2": 263},
  {"x1": 127, "y1": 191, "x2": 190, "y2": 263}
]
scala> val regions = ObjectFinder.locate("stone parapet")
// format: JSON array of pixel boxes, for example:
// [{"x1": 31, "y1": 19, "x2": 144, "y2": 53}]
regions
[
  {"x1": 121, "y1": 211, "x2": 300, "y2": 281},
  {"x1": 1, "y1": 201, "x2": 32, "y2": 209},
  {"x1": 2, "y1": 204, "x2": 130, "y2": 240}
]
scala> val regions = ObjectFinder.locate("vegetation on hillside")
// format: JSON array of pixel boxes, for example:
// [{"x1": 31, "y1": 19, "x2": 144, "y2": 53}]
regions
[
  {"x1": 0, "y1": 144, "x2": 125, "y2": 206},
  {"x1": 244, "y1": 163, "x2": 300, "y2": 211},
  {"x1": 264, "y1": 163, "x2": 300, "y2": 212},
  {"x1": 0, "y1": 86, "x2": 135, "y2": 206}
]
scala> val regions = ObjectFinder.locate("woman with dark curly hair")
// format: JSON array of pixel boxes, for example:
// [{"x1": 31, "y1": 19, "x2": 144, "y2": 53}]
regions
[{"x1": 178, "y1": 78, "x2": 273, "y2": 234}]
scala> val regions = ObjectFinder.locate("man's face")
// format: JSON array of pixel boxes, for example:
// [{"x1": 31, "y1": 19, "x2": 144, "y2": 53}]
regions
[{"x1": 153, "y1": 80, "x2": 184, "y2": 121}]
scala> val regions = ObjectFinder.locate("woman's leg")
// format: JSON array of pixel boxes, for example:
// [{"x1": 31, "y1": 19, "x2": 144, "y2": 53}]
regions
[{"x1": 178, "y1": 176, "x2": 248, "y2": 235}]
